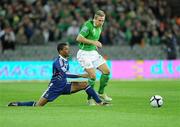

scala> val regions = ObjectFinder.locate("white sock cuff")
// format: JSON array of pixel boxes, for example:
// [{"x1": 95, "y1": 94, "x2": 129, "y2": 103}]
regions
[{"x1": 85, "y1": 86, "x2": 91, "y2": 91}]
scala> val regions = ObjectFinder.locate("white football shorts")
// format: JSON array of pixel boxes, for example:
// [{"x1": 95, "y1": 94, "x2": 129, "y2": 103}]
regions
[{"x1": 77, "y1": 49, "x2": 106, "y2": 69}]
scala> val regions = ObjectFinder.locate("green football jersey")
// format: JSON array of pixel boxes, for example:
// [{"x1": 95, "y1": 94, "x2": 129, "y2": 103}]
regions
[{"x1": 78, "y1": 20, "x2": 102, "y2": 51}]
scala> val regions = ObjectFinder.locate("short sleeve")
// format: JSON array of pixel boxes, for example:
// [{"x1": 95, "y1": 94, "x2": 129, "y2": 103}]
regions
[{"x1": 79, "y1": 25, "x2": 90, "y2": 37}]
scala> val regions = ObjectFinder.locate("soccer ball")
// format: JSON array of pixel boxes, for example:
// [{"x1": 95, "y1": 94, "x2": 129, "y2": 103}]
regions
[{"x1": 150, "y1": 95, "x2": 163, "y2": 108}]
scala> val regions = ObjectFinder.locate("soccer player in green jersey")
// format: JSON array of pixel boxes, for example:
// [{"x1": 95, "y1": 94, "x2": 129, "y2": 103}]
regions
[{"x1": 76, "y1": 10, "x2": 112, "y2": 105}]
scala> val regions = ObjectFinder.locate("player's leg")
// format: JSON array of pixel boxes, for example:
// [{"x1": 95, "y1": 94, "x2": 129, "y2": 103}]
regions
[
  {"x1": 35, "y1": 97, "x2": 48, "y2": 106},
  {"x1": 85, "y1": 68, "x2": 96, "y2": 89},
  {"x1": 84, "y1": 68, "x2": 96, "y2": 100},
  {"x1": 69, "y1": 82, "x2": 108, "y2": 105},
  {"x1": 97, "y1": 63, "x2": 112, "y2": 101},
  {"x1": 8, "y1": 101, "x2": 36, "y2": 106},
  {"x1": 8, "y1": 96, "x2": 48, "y2": 107},
  {"x1": 37, "y1": 82, "x2": 63, "y2": 106},
  {"x1": 70, "y1": 82, "x2": 88, "y2": 93},
  {"x1": 97, "y1": 63, "x2": 110, "y2": 94},
  {"x1": 77, "y1": 50, "x2": 97, "y2": 105},
  {"x1": 66, "y1": 81, "x2": 99, "y2": 100}
]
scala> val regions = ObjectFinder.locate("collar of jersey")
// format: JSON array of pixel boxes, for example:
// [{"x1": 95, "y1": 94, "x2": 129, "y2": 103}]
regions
[
  {"x1": 93, "y1": 21, "x2": 98, "y2": 28},
  {"x1": 59, "y1": 55, "x2": 67, "y2": 61}
]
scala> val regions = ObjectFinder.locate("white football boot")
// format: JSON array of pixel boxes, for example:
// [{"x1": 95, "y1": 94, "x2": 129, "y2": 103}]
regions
[{"x1": 98, "y1": 93, "x2": 112, "y2": 102}]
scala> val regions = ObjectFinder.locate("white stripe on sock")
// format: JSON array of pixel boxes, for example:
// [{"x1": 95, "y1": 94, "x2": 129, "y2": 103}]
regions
[{"x1": 85, "y1": 86, "x2": 91, "y2": 91}]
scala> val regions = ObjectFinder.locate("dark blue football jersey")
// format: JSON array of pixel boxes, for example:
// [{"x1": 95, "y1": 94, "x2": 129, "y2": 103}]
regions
[
  {"x1": 42, "y1": 55, "x2": 79, "y2": 101},
  {"x1": 51, "y1": 55, "x2": 69, "y2": 83}
]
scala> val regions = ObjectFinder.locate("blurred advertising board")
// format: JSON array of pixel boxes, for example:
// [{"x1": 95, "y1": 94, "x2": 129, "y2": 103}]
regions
[{"x1": 0, "y1": 60, "x2": 179, "y2": 80}]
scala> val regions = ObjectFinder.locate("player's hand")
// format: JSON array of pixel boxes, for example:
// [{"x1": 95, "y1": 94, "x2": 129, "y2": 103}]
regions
[{"x1": 93, "y1": 41, "x2": 102, "y2": 48}]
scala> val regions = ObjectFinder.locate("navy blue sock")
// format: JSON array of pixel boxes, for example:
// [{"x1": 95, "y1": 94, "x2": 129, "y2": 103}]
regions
[
  {"x1": 87, "y1": 78, "x2": 95, "y2": 100},
  {"x1": 17, "y1": 101, "x2": 36, "y2": 106},
  {"x1": 85, "y1": 86, "x2": 102, "y2": 103}
]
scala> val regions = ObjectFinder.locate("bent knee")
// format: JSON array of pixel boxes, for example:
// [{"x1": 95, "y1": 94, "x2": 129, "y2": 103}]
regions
[
  {"x1": 89, "y1": 74, "x2": 96, "y2": 79},
  {"x1": 80, "y1": 82, "x2": 88, "y2": 89},
  {"x1": 103, "y1": 70, "x2": 110, "y2": 75}
]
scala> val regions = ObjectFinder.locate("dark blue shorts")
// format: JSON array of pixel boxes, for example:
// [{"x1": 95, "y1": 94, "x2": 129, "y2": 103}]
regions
[{"x1": 42, "y1": 82, "x2": 72, "y2": 102}]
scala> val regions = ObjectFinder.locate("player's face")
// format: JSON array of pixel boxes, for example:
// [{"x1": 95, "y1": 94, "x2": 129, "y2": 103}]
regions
[
  {"x1": 61, "y1": 45, "x2": 70, "y2": 58},
  {"x1": 94, "y1": 16, "x2": 105, "y2": 27}
]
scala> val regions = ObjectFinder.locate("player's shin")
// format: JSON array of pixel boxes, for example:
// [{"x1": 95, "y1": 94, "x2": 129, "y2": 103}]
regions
[
  {"x1": 85, "y1": 85, "x2": 102, "y2": 103},
  {"x1": 17, "y1": 101, "x2": 36, "y2": 106},
  {"x1": 98, "y1": 74, "x2": 109, "y2": 94},
  {"x1": 87, "y1": 78, "x2": 95, "y2": 100}
]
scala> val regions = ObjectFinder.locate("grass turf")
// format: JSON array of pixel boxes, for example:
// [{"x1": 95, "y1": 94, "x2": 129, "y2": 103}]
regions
[{"x1": 0, "y1": 80, "x2": 180, "y2": 127}]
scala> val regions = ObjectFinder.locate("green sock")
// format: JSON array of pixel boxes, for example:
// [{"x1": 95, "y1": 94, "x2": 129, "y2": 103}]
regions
[
  {"x1": 98, "y1": 74, "x2": 109, "y2": 94},
  {"x1": 87, "y1": 78, "x2": 96, "y2": 100}
]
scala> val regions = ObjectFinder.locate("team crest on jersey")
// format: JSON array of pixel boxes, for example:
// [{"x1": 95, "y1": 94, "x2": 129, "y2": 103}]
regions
[
  {"x1": 59, "y1": 59, "x2": 68, "y2": 72},
  {"x1": 81, "y1": 26, "x2": 88, "y2": 33},
  {"x1": 61, "y1": 63, "x2": 68, "y2": 72}
]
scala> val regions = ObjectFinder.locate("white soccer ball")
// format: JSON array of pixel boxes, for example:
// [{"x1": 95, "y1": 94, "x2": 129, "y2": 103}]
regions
[{"x1": 150, "y1": 95, "x2": 163, "y2": 108}]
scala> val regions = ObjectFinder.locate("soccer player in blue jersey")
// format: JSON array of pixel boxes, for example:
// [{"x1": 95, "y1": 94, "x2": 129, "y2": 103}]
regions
[{"x1": 8, "y1": 43, "x2": 108, "y2": 106}]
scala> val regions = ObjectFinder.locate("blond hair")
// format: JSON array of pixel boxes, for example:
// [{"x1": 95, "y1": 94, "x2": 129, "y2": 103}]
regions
[{"x1": 94, "y1": 10, "x2": 105, "y2": 19}]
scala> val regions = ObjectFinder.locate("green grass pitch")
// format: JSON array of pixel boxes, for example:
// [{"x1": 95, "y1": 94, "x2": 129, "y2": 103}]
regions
[{"x1": 0, "y1": 80, "x2": 180, "y2": 127}]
